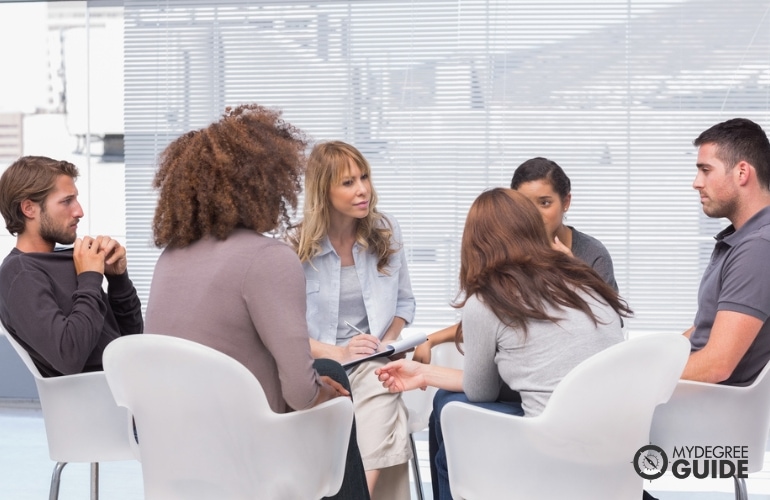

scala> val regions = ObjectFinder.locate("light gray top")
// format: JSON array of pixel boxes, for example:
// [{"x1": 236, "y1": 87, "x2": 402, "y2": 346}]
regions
[
  {"x1": 570, "y1": 226, "x2": 618, "y2": 292},
  {"x1": 336, "y1": 265, "x2": 369, "y2": 346},
  {"x1": 461, "y1": 291, "x2": 624, "y2": 416}
]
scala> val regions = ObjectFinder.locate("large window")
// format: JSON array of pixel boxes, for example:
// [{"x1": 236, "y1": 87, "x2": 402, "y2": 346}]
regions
[
  {"x1": 124, "y1": 0, "x2": 770, "y2": 332},
  {"x1": 0, "y1": 1, "x2": 125, "y2": 265}
]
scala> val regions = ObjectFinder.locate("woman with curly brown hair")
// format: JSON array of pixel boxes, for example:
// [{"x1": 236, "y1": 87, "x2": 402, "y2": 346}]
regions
[
  {"x1": 145, "y1": 104, "x2": 369, "y2": 499},
  {"x1": 290, "y1": 141, "x2": 416, "y2": 499}
]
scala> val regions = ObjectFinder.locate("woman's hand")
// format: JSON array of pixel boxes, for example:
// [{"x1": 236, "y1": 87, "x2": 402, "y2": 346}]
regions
[
  {"x1": 313, "y1": 376, "x2": 352, "y2": 407},
  {"x1": 552, "y1": 236, "x2": 574, "y2": 257},
  {"x1": 375, "y1": 359, "x2": 427, "y2": 393},
  {"x1": 341, "y1": 333, "x2": 380, "y2": 363},
  {"x1": 319, "y1": 376, "x2": 350, "y2": 398}
]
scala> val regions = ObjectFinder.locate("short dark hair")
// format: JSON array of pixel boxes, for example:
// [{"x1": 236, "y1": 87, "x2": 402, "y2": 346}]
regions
[
  {"x1": 510, "y1": 157, "x2": 571, "y2": 200},
  {"x1": 694, "y1": 118, "x2": 770, "y2": 190},
  {"x1": 0, "y1": 156, "x2": 79, "y2": 236}
]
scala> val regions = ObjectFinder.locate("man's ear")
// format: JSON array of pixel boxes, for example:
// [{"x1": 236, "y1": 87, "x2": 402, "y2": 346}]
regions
[
  {"x1": 734, "y1": 160, "x2": 753, "y2": 187},
  {"x1": 20, "y1": 199, "x2": 39, "y2": 219}
]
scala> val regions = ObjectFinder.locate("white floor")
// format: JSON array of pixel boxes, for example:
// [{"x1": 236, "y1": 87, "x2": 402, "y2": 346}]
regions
[{"x1": 2, "y1": 401, "x2": 770, "y2": 499}]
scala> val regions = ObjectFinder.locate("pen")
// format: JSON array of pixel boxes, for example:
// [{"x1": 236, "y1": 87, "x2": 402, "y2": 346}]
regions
[
  {"x1": 344, "y1": 321, "x2": 368, "y2": 336},
  {"x1": 345, "y1": 321, "x2": 382, "y2": 353}
]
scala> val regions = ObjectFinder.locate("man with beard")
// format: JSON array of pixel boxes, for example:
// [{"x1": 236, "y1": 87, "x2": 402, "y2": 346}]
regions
[
  {"x1": 682, "y1": 118, "x2": 770, "y2": 385},
  {"x1": 0, "y1": 156, "x2": 142, "y2": 377}
]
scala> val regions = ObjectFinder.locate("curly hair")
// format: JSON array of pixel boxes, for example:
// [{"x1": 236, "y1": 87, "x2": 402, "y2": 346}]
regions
[
  {"x1": 290, "y1": 140, "x2": 396, "y2": 273},
  {"x1": 455, "y1": 188, "x2": 631, "y2": 341},
  {"x1": 0, "y1": 156, "x2": 79, "y2": 236},
  {"x1": 152, "y1": 104, "x2": 309, "y2": 248}
]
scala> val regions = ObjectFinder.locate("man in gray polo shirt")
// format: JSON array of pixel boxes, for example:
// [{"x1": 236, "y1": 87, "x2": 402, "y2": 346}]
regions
[{"x1": 682, "y1": 117, "x2": 770, "y2": 385}]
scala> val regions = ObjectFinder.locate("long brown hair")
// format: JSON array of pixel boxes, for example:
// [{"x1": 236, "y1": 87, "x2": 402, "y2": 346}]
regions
[{"x1": 455, "y1": 188, "x2": 631, "y2": 341}]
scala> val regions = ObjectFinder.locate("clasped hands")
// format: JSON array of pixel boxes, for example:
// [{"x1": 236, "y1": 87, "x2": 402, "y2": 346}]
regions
[{"x1": 73, "y1": 235, "x2": 128, "y2": 276}]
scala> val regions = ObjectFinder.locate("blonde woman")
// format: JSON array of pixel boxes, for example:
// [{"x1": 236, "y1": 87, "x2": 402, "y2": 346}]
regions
[{"x1": 292, "y1": 141, "x2": 416, "y2": 498}]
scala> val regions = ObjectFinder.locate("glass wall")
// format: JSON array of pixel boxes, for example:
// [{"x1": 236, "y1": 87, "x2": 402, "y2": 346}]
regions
[{"x1": 0, "y1": 0, "x2": 126, "y2": 261}]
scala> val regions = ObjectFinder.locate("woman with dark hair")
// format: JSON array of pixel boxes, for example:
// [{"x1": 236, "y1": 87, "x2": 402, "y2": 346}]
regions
[
  {"x1": 376, "y1": 188, "x2": 630, "y2": 500},
  {"x1": 144, "y1": 104, "x2": 369, "y2": 499},
  {"x1": 511, "y1": 156, "x2": 617, "y2": 290},
  {"x1": 290, "y1": 140, "x2": 416, "y2": 499}
]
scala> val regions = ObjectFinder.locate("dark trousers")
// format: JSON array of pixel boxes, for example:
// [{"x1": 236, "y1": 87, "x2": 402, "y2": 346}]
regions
[{"x1": 314, "y1": 359, "x2": 371, "y2": 500}]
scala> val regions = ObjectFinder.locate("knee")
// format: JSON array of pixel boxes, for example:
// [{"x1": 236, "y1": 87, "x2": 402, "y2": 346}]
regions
[
  {"x1": 313, "y1": 358, "x2": 351, "y2": 391},
  {"x1": 432, "y1": 389, "x2": 465, "y2": 414}
]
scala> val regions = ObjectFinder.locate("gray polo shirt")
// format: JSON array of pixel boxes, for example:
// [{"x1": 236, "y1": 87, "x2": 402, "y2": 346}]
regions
[{"x1": 691, "y1": 205, "x2": 770, "y2": 385}]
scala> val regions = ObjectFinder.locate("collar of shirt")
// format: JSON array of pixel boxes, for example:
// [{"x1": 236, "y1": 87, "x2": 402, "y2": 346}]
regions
[{"x1": 717, "y1": 205, "x2": 770, "y2": 247}]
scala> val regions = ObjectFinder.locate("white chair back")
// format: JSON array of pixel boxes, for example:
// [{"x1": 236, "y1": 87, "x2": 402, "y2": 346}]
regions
[
  {"x1": 103, "y1": 333, "x2": 354, "y2": 500},
  {"x1": 442, "y1": 333, "x2": 690, "y2": 500}
]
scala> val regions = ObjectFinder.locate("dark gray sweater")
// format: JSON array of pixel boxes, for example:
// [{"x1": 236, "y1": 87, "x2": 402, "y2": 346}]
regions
[
  {"x1": 0, "y1": 247, "x2": 143, "y2": 377},
  {"x1": 571, "y1": 226, "x2": 618, "y2": 292}
]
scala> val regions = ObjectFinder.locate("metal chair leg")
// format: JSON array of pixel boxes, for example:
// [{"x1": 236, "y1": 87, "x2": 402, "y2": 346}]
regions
[
  {"x1": 90, "y1": 462, "x2": 99, "y2": 500},
  {"x1": 47, "y1": 461, "x2": 100, "y2": 500},
  {"x1": 733, "y1": 475, "x2": 747, "y2": 500},
  {"x1": 409, "y1": 433, "x2": 424, "y2": 500},
  {"x1": 49, "y1": 462, "x2": 67, "y2": 500}
]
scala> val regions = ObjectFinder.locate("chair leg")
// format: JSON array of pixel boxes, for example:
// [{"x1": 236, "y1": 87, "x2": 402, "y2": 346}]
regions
[
  {"x1": 409, "y1": 433, "x2": 424, "y2": 500},
  {"x1": 90, "y1": 462, "x2": 99, "y2": 500},
  {"x1": 733, "y1": 475, "x2": 747, "y2": 500},
  {"x1": 49, "y1": 462, "x2": 67, "y2": 500}
]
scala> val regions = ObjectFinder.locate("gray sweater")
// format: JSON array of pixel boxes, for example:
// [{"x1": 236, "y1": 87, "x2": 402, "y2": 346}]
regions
[{"x1": 461, "y1": 291, "x2": 623, "y2": 416}]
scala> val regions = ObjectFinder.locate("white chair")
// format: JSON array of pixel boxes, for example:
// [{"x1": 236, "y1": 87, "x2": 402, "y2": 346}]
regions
[
  {"x1": 650, "y1": 360, "x2": 770, "y2": 500},
  {"x1": 402, "y1": 341, "x2": 465, "y2": 500},
  {"x1": 441, "y1": 333, "x2": 690, "y2": 500},
  {"x1": 0, "y1": 328, "x2": 136, "y2": 500},
  {"x1": 102, "y1": 333, "x2": 354, "y2": 500}
]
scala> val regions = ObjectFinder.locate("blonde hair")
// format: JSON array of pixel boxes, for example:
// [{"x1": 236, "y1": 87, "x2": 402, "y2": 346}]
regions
[{"x1": 291, "y1": 141, "x2": 396, "y2": 273}]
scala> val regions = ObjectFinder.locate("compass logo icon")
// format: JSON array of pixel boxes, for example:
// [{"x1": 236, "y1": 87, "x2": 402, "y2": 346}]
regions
[{"x1": 633, "y1": 444, "x2": 668, "y2": 480}]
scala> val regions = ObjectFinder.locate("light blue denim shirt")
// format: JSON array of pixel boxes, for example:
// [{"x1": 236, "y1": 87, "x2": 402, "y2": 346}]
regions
[{"x1": 303, "y1": 214, "x2": 416, "y2": 344}]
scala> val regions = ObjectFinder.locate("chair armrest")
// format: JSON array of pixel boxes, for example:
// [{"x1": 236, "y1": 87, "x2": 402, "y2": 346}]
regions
[
  {"x1": 650, "y1": 379, "x2": 770, "y2": 472},
  {"x1": 35, "y1": 371, "x2": 135, "y2": 462}
]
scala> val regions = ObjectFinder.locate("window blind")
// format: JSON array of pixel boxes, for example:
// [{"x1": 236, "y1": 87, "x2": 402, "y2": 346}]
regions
[{"x1": 123, "y1": 0, "x2": 770, "y2": 332}]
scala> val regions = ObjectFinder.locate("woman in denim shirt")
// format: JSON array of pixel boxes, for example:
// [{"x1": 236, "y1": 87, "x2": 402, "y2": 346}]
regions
[{"x1": 292, "y1": 141, "x2": 416, "y2": 499}]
